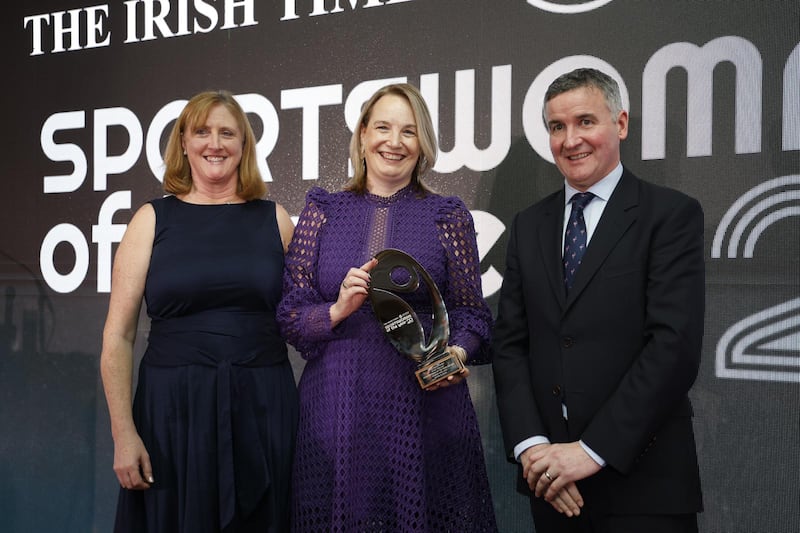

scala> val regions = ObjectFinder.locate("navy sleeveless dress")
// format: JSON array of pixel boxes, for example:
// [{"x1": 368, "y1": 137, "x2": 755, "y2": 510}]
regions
[{"x1": 114, "y1": 196, "x2": 298, "y2": 533}]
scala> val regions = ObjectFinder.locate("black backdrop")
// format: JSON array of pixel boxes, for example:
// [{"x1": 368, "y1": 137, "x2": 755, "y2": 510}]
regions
[{"x1": 3, "y1": 1, "x2": 798, "y2": 531}]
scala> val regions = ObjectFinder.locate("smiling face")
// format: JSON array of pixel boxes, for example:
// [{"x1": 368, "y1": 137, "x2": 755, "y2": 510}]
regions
[
  {"x1": 545, "y1": 86, "x2": 628, "y2": 191},
  {"x1": 182, "y1": 104, "x2": 243, "y2": 189},
  {"x1": 360, "y1": 94, "x2": 421, "y2": 195}
]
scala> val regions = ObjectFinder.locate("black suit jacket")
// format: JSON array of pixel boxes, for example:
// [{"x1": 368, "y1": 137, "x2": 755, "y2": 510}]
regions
[{"x1": 492, "y1": 168, "x2": 704, "y2": 515}]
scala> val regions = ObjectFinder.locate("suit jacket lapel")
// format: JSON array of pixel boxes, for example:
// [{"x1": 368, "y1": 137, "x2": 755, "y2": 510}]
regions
[
  {"x1": 565, "y1": 170, "x2": 639, "y2": 309},
  {"x1": 538, "y1": 189, "x2": 567, "y2": 309}
]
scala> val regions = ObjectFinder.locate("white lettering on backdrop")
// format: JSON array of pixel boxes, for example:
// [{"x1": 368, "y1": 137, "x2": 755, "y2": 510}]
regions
[{"x1": 36, "y1": 39, "x2": 797, "y2": 294}]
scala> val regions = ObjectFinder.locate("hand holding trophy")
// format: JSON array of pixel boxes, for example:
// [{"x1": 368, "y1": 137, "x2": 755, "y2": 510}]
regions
[{"x1": 368, "y1": 249, "x2": 466, "y2": 389}]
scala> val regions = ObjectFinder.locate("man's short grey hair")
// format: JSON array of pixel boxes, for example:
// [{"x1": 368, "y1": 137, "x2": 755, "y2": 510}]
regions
[{"x1": 542, "y1": 68, "x2": 624, "y2": 127}]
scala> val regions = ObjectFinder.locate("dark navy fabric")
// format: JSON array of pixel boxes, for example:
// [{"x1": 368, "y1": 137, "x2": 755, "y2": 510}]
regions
[{"x1": 114, "y1": 196, "x2": 298, "y2": 533}]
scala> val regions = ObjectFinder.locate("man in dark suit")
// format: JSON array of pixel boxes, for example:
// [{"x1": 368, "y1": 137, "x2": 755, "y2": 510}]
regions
[{"x1": 492, "y1": 68, "x2": 704, "y2": 532}]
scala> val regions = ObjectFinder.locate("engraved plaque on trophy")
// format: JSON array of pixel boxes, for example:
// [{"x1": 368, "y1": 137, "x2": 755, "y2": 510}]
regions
[{"x1": 368, "y1": 249, "x2": 465, "y2": 389}]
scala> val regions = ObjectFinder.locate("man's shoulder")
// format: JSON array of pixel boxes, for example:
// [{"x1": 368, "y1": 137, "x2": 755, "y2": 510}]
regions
[{"x1": 622, "y1": 168, "x2": 701, "y2": 209}]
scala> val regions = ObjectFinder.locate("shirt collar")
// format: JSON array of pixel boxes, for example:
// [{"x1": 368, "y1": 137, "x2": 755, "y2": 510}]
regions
[{"x1": 564, "y1": 162, "x2": 623, "y2": 206}]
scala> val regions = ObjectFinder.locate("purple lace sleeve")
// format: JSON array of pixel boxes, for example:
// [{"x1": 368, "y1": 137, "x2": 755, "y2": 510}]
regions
[
  {"x1": 436, "y1": 196, "x2": 493, "y2": 364},
  {"x1": 276, "y1": 188, "x2": 340, "y2": 359}
]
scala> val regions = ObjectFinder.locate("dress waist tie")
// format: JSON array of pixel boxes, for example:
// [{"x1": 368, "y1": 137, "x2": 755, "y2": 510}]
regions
[{"x1": 144, "y1": 312, "x2": 288, "y2": 529}]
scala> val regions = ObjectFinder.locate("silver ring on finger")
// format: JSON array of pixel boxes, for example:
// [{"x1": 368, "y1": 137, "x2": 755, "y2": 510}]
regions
[{"x1": 544, "y1": 471, "x2": 553, "y2": 482}]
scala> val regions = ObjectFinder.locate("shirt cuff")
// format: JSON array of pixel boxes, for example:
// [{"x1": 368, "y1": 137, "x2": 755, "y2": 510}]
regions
[
  {"x1": 514, "y1": 436, "x2": 551, "y2": 462},
  {"x1": 579, "y1": 440, "x2": 606, "y2": 467}
]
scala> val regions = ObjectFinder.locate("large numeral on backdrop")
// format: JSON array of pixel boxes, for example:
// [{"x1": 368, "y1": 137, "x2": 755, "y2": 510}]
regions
[{"x1": 713, "y1": 175, "x2": 800, "y2": 382}]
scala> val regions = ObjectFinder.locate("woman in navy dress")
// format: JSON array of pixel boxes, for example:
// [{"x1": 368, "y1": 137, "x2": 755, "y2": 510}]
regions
[{"x1": 100, "y1": 90, "x2": 298, "y2": 532}]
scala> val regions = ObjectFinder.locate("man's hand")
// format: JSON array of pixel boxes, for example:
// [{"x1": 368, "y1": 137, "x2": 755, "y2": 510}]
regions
[
  {"x1": 547, "y1": 482, "x2": 584, "y2": 517},
  {"x1": 520, "y1": 443, "x2": 585, "y2": 517},
  {"x1": 529, "y1": 441, "x2": 601, "y2": 502}
]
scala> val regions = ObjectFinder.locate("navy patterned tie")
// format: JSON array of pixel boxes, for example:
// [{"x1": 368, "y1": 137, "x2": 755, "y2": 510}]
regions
[{"x1": 563, "y1": 192, "x2": 595, "y2": 292}]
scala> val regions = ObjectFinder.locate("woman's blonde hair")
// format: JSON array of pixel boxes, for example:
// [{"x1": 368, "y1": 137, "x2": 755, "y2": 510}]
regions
[
  {"x1": 162, "y1": 90, "x2": 266, "y2": 200},
  {"x1": 345, "y1": 83, "x2": 438, "y2": 195}
]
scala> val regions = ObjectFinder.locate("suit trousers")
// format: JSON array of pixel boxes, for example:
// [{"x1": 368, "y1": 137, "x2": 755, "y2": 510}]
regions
[{"x1": 530, "y1": 496, "x2": 698, "y2": 533}]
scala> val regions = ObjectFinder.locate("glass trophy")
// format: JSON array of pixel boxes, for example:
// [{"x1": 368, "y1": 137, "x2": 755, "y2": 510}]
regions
[{"x1": 368, "y1": 249, "x2": 465, "y2": 389}]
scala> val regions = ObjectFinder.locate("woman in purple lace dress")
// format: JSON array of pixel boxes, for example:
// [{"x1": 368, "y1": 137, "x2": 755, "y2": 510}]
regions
[{"x1": 277, "y1": 83, "x2": 497, "y2": 532}]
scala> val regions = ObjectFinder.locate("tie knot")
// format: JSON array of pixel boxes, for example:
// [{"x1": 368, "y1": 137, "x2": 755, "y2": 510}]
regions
[{"x1": 569, "y1": 192, "x2": 595, "y2": 210}]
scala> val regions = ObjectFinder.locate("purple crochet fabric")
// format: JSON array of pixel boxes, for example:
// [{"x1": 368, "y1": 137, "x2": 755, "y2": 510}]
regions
[{"x1": 278, "y1": 185, "x2": 497, "y2": 532}]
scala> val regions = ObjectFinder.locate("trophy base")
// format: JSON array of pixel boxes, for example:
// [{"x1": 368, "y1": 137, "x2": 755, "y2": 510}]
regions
[{"x1": 415, "y1": 352, "x2": 465, "y2": 389}]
